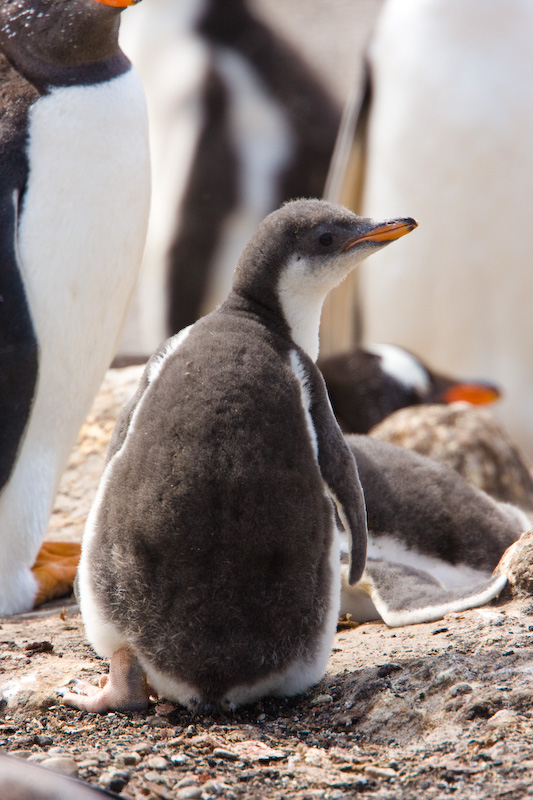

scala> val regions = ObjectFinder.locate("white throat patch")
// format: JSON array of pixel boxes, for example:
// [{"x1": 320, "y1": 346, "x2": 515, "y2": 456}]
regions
[{"x1": 277, "y1": 254, "x2": 350, "y2": 361}]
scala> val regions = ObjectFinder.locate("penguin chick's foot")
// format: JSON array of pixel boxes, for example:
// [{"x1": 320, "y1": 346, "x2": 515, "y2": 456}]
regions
[
  {"x1": 31, "y1": 541, "x2": 81, "y2": 607},
  {"x1": 58, "y1": 647, "x2": 151, "y2": 713}
]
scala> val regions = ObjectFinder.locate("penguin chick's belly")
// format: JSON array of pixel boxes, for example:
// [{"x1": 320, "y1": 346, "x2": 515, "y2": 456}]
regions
[{"x1": 81, "y1": 326, "x2": 340, "y2": 707}]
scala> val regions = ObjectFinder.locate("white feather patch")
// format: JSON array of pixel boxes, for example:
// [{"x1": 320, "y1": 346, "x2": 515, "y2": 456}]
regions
[
  {"x1": 0, "y1": 69, "x2": 150, "y2": 615},
  {"x1": 289, "y1": 349, "x2": 318, "y2": 460},
  {"x1": 366, "y1": 343, "x2": 431, "y2": 395},
  {"x1": 148, "y1": 325, "x2": 193, "y2": 384}
]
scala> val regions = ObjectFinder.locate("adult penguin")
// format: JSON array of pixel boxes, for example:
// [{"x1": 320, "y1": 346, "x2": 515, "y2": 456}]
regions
[
  {"x1": 328, "y1": 0, "x2": 533, "y2": 454},
  {"x1": 118, "y1": 0, "x2": 341, "y2": 353},
  {"x1": 0, "y1": 0, "x2": 150, "y2": 615}
]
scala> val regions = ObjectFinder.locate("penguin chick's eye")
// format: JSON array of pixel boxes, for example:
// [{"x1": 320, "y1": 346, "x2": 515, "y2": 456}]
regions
[{"x1": 318, "y1": 233, "x2": 333, "y2": 247}]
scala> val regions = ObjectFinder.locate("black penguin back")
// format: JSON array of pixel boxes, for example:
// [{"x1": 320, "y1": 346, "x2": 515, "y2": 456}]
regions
[{"x1": 0, "y1": 56, "x2": 39, "y2": 489}]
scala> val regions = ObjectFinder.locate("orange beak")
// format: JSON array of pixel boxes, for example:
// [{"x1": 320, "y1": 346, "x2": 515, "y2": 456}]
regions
[
  {"x1": 343, "y1": 218, "x2": 418, "y2": 250},
  {"x1": 442, "y1": 382, "x2": 501, "y2": 406},
  {"x1": 94, "y1": 0, "x2": 141, "y2": 7}
]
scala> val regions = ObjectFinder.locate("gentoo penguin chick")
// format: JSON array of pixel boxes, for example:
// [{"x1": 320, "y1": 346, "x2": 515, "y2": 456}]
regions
[
  {"x1": 370, "y1": 403, "x2": 533, "y2": 512},
  {"x1": 0, "y1": 0, "x2": 150, "y2": 615},
  {"x1": 117, "y1": 0, "x2": 341, "y2": 355},
  {"x1": 342, "y1": 436, "x2": 530, "y2": 627},
  {"x1": 60, "y1": 199, "x2": 417, "y2": 713},
  {"x1": 318, "y1": 343, "x2": 501, "y2": 433}
]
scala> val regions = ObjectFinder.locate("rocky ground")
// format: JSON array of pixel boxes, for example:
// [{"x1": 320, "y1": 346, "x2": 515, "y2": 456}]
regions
[{"x1": 1, "y1": 367, "x2": 533, "y2": 799}]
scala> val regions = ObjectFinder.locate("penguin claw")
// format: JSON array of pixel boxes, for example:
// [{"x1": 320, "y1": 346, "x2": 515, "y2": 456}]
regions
[
  {"x1": 31, "y1": 541, "x2": 81, "y2": 607},
  {"x1": 57, "y1": 678, "x2": 103, "y2": 699}
]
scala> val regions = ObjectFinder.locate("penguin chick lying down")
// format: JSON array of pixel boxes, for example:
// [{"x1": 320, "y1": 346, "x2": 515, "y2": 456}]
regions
[
  {"x1": 341, "y1": 436, "x2": 529, "y2": 628},
  {"x1": 59, "y1": 199, "x2": 417, "y2": 714}
]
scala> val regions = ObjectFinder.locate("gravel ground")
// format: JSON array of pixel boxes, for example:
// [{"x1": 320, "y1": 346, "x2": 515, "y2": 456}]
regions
[
  {"x1": 1, "y1": 366, "x2": 533, "y2": 798},
  {"x1": 2, "y1": 591, "x2": 533, "y2": 799}
]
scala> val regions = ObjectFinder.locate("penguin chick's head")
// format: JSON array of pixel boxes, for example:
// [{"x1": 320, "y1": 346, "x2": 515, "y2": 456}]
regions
[
  {"x1": 0, "y1": 0, "x2": 138, "y2": 68},
  {"x1": 232, "y1": 199, "x2": 417, "y2": 359}
]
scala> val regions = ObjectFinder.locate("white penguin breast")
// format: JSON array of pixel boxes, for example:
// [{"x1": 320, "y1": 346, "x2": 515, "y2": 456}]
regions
[
  {"x1": 120, "y1": 5, "x2": 211, "y2": 348},
  {"x1": 17, "y1": 69, "x2": 150, "y2": 470}
]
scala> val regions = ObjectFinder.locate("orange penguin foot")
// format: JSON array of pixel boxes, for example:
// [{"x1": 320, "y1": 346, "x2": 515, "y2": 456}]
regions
[{"x1": 31, "y1": 541, "x2": 82, "y2": 607}]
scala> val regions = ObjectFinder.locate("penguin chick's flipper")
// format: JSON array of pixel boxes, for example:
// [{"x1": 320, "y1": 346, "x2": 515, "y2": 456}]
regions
[
  {"x1": 31, "y1": 541, "x2": 81, "y2": 607},
  {"x1": 299, "y1": 353, "x2": 368, "y2": 584},
  {"x1": 59, "y1": 647, "x2": 150, "y2": 713},
  {"x1": 358, "y1": 558, "x2": 508, "y2": 628}
]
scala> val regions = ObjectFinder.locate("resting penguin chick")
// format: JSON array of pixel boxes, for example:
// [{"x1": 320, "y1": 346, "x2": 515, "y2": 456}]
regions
[
  {"x1": 341, "y1": 436, "x2": 530, "y2": 627},
  {"x1": 318, "y1": 343, "x2": 501, "y2": 434},
  {"x1": 0, "y1": 0, "x2": 150, "y2": 615},
  {"x1": 370, "y1": 403, "x2": 533, "y2": 512},
  {"x1": 60, "y1": 199, "x2": 417, "y2": 713}
]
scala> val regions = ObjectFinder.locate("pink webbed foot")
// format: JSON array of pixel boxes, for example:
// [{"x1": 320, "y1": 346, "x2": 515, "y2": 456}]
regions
[{"x1": 58, "y1": 647, "x2": 151, "y2": 713}]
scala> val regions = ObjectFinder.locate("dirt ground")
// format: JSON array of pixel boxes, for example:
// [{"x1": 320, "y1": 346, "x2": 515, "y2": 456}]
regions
[{"x1": 1, "y1": 366, "x2": 533, "y2": 800}]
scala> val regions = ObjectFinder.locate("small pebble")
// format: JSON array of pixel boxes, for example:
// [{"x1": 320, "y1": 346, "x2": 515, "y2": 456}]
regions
[
  {"x1": 121, "y1": 751, "x2": 142, "y2": 766},
  {"x1": 170, "y1": 753, "x2": 189, "y2": 766},
  {"x1": 448, "y1": 683, "x2": 473, "y2": 698},
  {"x1": 213, "y1": 748, "x2": 239, "y2": 761},
  {"x1": 144, "y1": 769, "x2": 167, "y2": 783},
  {"x1": 24, "y1": 640, "x2": 54, "y2": 654},
  {"x1": 376, "y1": 662, "x2": 402, "y2": 678},
  {"x1": 145, "y1": 755, "x2": 169, "y2": 770},
  {"x1": 364, "y1": 765, "x2": 397, "y2": 779},
  {"x1": 146, "y1": 715, "x2": 171, "y2": 728},
  {"x1": 177, "y1": 777, "x2": 198, "y2": 789},
  {"x1": 35, "y1": 734, "x2": 53, "y2": 747},
  {"x1": 99, "y1": 770, "x2": 130, "y2": 793},
  {"x1": 176, "y1": 787, "x2": 203, "y2": 800},
  {"x1": 310, "y1": 694, "x2": 333, "y2": 706},
  {"x1": 132, "y1": 741, "x2": 153, "y2": 755},
  {"x1": 202, "y1": 779, "x2": 227, "y2": 795},
  {"x1": 41, "y1": 756, "x2": 78, "y2": 777}
]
